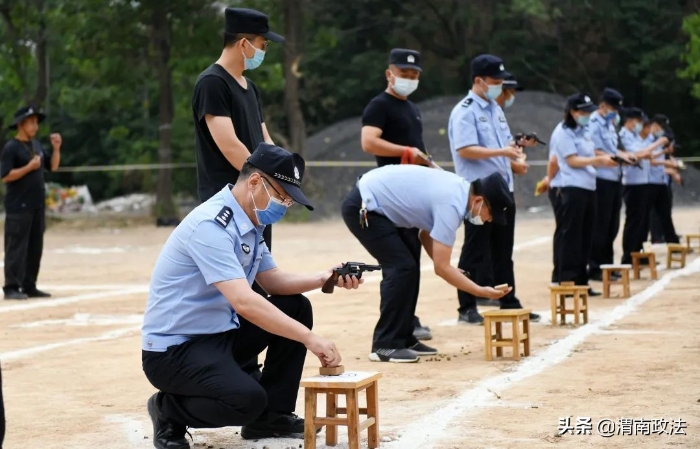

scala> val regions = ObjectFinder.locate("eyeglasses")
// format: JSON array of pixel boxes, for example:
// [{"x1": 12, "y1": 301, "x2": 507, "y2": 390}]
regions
[{"x1": 261, "y1": 176, "x2": 294, "y2": 207}]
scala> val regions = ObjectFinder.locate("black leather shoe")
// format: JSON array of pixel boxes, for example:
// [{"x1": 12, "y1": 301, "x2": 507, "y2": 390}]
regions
[
  {"x1": 147, "y1": 394, "x2": 190, "y2": 449},
  {"x1": 588, "y1": 288, "x2": 602, "y2": 297},
  {"x1": 4, "y1": 289, "x2": 27, "y2": 300},
  {"x1": 241, "y1": 411, "x2": 320, "y2": 440},
  {"x1": 24, "y1": 288, "x2": 51, "y2": 298}
]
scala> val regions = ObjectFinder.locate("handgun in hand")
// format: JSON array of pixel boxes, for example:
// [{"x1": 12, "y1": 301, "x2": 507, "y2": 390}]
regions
[{"x1": 322, "y1": 262, "x2": 382, "y2": 294}]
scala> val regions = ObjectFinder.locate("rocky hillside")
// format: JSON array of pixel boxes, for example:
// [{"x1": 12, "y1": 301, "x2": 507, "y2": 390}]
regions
[{"x1": 302, "y1": 91, "x2": 699, "y2": 219}]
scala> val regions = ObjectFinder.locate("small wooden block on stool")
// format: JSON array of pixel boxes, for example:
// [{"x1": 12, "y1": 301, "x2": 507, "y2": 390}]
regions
[{"x1": 320, "y1": 365, "x2": 345, "y2": 376}]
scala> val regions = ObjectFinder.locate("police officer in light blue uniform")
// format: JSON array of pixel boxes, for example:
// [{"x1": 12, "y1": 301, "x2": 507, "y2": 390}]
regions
[
  {"x1": 341, "y1": 165, "x2": 513, "y2": 363},
  {"x1": 448, "y1": 54, "x2": 539, "y2": 325},
  {"x1": 548, "y1": 93, "x2": 617, "y2": 288},
  {"x1": 647, "y1": 115, "x2": 680, "y2": 244},
  {"x1": 587, "y1": 88, "x2": 628, "y2": 281},
  {"x1": 618, "y1": 108, "x2": 669, "y2": 264},
  {"x1": 141, "y1": 143, "x2": 360, "y2": 449}
]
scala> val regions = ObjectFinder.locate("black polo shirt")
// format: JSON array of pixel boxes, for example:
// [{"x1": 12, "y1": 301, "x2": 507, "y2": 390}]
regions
[
  {"x1": 192, "y1": 64, "x2": 265, "y2": 201},
  {"x1": 0, "y1": 138, "x2": 52, "y2": 213},
  {"x1": 361, "y1": 91, "x2": 425, "y2": 166}
]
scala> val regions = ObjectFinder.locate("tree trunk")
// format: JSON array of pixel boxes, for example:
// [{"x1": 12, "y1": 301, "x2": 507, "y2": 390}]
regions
[
  {"x1": 283, "y1": 0, "x2": 307, "y2": 156},
  {"x1": 31, "y1": 0, "x2": 48, "y2": 108},
  {"x1": 151, "y1": 5, "x2": 177, "y2": 223}
]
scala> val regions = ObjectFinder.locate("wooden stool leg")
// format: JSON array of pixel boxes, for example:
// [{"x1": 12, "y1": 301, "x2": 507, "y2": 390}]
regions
[
  {"x1": 325, "y1": 392, "x2": 337, "y2": 446},
  {"x1": 650, "y1": 255, "x2": 657, "y2": 280},
  {"x1": 495, "y1": 322, "x2": 503, "y2": 357},
  {"x1": 603, "y1": 270, "x2": 611, "y2": 298},
  {"x1": 305, "y1": 389, "x2": 318, "y2": 449},
  {"x1": 667, "y1": 251, "x2": 672, "y2": 269},
  {"x1": 559, "y1": 294, "x2": 566, "y2": 324},
  {"x1": 346, "y1": 389, "x2": 360, "y2": 449},
  {"x1": 511, "y1": 317, "x2": 520, "y2": 360},
  {"x1": 573, "y1": 290, "x2": 580, "y2": 325},
  {"x1": 522, "y1": 316, "x2": 530, "y2": 356},
  {"x1": 366, "y1": 381, "x2": 379, "y2": 449},
  {"x1": 681, "y1": 251, "x2": 687, "y2": 268},
  {"x1": 484, "y1": 318, "x2": 493, "y2": 361},
  {"x1": 582, "y1": 294, "x2": 588, "y2": 324},
  {"x1": 550, "y1": 291, "x2": 557, "y2": 325},
  {"x1": 622, "y1": 270, "x2": 630, "y2": 298},
  {"x1": 633, "y1": 257, "x2": 640, "y2": 279}
]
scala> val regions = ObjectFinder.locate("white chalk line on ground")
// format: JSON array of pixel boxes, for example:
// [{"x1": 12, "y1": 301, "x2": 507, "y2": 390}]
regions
[
  {"x1": 383, "y1": 257, "x2": 700, "y2": 449},
  {"x1": 0, "y1": 286, "x2": 149, "y2": 314}
]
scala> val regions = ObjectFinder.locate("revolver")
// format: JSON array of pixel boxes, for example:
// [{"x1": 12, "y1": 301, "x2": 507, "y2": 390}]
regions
[
  {"x1": 322, "y1": 262, "x2": 381, "y2": 294},
  {"x1": 514, "y1": 132, "x2": 547, "y2": 146},
  {"x1": 611, "y1": 155, "x2": 642, "y2": 169}
]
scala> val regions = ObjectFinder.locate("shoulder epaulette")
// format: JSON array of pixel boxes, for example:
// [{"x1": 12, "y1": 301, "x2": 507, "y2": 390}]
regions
[{"x1": 214, "y1": 206, "x2": 233, "y2": 228}]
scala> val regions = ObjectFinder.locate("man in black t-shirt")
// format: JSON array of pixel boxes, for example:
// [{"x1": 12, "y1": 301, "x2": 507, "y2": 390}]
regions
[
  {"x1": 360, "y1": 48, "x2": 436, "y2": 352},
  {"x1": 1, "y1": 106, "x2": 62, "y2": 300}
]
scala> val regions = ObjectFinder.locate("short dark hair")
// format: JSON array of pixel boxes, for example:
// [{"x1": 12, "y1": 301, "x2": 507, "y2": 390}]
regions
[
  {"x1": 239, "y1": 161, "x2": 265, "y2": 179},
  {"x1": 223, "y1": 32, "x2": 259, "y2": 48}
]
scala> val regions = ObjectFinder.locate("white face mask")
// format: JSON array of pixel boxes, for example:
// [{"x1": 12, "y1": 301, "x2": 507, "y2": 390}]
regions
[
  {"x1": 391, "y1": 74, "x2": 419, "y2": 97},
  {"x1": 467, "y1": 199, "x2": 484, "y2": 226}
]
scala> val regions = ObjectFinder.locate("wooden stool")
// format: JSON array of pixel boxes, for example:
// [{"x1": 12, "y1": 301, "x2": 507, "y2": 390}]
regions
[
  {"x1": 301, "y1": 371, "x2": 381, "y2": 449},
  {"x1": 686, "y1": 234, "x2": 700, "y2": 251},
  {"x1": 630, "y1": 252, "x2": 657, "y2": 280},
  {"x1": 600, "y1": 264, "x2": 631, "y2": 298},
  {"x1": 482, "y1": 309, "x2": 531, "y2": 361},
  {"x1": 549, "y1": 283, "x2": 589, "y2": 325},
  {"x1": 667, "y1": 244, "x2": 688, "y2": 269}
]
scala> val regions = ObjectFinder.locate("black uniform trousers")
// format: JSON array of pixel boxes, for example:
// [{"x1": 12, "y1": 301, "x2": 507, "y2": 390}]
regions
[
  {"x1": 3, "y1": 208, "x2": 45, "y2": 293},
  {"x1": 0, "y1": 361, "x2": 5, "y2": 448},
  {"x1": 457, "y1": 192, "x2": 520, "y2": 313},
  {"x1": 340, "y1": 186, "x2": 419, "y2": 351},
  {"x1": 142, "y1": 294, "x2": 312, "y2": 429},
  {"x1": 649, "y1": 183, "x2": 678, "y2": 244},
  {"x1": 549, "y1": 188, "x2": 562, "y2": 284},
  {"x1": 589, "y1": 179, "x2": 622, "y2": 276},
  {"x1": 557, "y1": 187, "x2": 596, "y2": 285}
]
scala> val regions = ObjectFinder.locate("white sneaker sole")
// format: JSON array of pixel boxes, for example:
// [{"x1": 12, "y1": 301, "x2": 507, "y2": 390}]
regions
[{"x1": 368, "y1": 353, "x2": 419, "y2": 363}]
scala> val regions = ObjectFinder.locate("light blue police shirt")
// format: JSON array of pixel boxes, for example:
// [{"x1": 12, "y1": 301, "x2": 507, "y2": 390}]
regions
[
  {"x1": 357, "y1": 165, "x2": 469, "y2": 247},
  {"x1": 548, "y1": 122, "x2": 597, "y2": 191},
  {"x1": 142, "y1": 184, "x2": 276, "y2": 352},
  {"x1": 448, "y1": 91, "x2": 514, "y2": 192},
  {"x1": 588, "y1": 111, "x2": 621, "y2": 182},
  {"x1": 620, "y1": 128, "x2": 651, "y2": 185},
  {"x1": 646, "y1": 135, "x2": 667, "y2": 185}
]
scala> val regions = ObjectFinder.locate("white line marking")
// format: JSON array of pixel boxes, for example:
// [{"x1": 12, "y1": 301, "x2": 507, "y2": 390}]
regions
[
  {"x1": 11, "y1": 313, "x2": 143, "y2": 328},
  {"x1": 38, "y1": 284, "x2": 148, "y2": 291},
  {"x1": 384, "y1": 257, "x2": 700, "y2": 449},
  {"x1": 0, "y1": 326, "x2": 141, "y2": 361},
  {"x1": 0, "y1": 287, "x2": 148, "y2": 314}
]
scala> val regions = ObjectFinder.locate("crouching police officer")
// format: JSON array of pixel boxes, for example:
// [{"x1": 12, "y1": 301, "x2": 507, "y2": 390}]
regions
[
  {"x1": 341, "y1": 165, "x2": 513, "y2": 363},
  {"x1": 142, "y1": 143, "x2": 361, "y2": 449}
]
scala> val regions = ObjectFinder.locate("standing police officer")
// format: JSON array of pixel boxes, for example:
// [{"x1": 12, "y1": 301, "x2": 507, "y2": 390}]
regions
[
  {"x1": 142, "y1": 144, "x2": 361, "y2": 449},
  {"x1": 448, "y1": 54, "x2": 540, "y2": 324},
  {"x1": 587, "y1": 88, "x2": 627, "y2": 282},
  {"x1": 360, "y1": 48, "x2": 432, "y2": 342},
  {"x1": 1, "y1": 106, "x2": 62, "y2": 300}
]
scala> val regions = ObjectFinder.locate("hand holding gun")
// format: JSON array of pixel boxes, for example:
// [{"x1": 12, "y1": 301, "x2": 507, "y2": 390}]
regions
[
  {"x1": 322, "y1": 262, "x2": 382, "y2": 294},
  {"x1": 514, "y1": 132, "x2": 547, "y2": 148},
  {"x1": 611, "y1": 155, "x2": 642, "y2": 169}
]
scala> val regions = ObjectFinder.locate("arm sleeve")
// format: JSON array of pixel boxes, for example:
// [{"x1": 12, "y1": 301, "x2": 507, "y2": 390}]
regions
[
  {"x1": 619, "y1": 131, "x2": 639, "y2": 153},
  {"x1": 450, "y1": 109, "x2": 479, "y2": 151},
  {"x1": 249, "y1": 80, "x2": 265, "y2": 124},
  {"x1": 193, "y1": 75, "x2": 232, "y2": 122},
  {"x1": 0, "y1": 145, "x2": 16, "y2": 178},
  {"x1": 555, "y1": 129, "x2": 578, "y2": 159},
  {"x1": 589, "y1": 122, "x2": 605, "y2": 151},
  {"x1": 429, "y1": 203, "x2": 462, "y2": 247},
  {"x1": 361, "y1": 99, "x2": 387, "y2": 130},
  {"x1": 257, "y1": 242, "x2": 276, "y2": 272},
  {"x1": 188, "y1": 220, "x2": 247, "y2": 285}
]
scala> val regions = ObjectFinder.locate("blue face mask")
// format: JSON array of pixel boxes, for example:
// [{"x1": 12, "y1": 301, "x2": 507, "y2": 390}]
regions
[
  {"x1": 466, "y1": 200, "x2": 484, "y2": 226},
  {"x1": 481, "y1": 80, "x2": 503, "y2": 100},
  {"x1": 634, "y1": 122, "x2": 643, "y2": 134},
  {"x1": 504, "y1": 96, "x2": 515, "y2": 109},
  {"x1": 576, "y1": 114, "x2": 590, "y2": 127},
  {"x1": 243, "y1": 39, "x2": 265, "y2": 71},
  {"x1": 654, "y1": 130, "x2": 665, "y2": 138},
  {"x1": 252, "y1": 181, "x2": 287, "y2": 225},
  {"x1": 605, "y1": 111, "x2": 617, "y2": 121}
]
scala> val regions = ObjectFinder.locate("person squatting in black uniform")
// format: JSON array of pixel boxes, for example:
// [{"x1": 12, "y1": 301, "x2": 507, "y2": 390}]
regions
[
  {"x1": 360, "y1": 48, "x2": 433, "y2": 342},
  {"x1": 1, "y1": 106, "x2": 62, "y2": 301}
]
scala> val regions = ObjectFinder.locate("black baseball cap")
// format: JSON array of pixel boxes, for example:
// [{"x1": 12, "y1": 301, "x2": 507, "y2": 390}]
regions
[
  {"x1": 389, "y1": 48, "x2": 422, "y2": 72},
  {"x1": 471, "y1": 54, "x2": 511, "y2": 80},
  {"x1": 600, "y1": 88, "x2": 623, "y2": 110},
  {"x1": 622, "y1": 107, "x2": 645, "y2": 120},
  {"x1": 503, "y1": 75, "x2": 523, "y2": 91},
  {"x1": 224, "y1": 7, "x2": 284, "y2": 43},
  {"x1": 247, "y1": 143, "x2": 313, "y2": 210},
  {"x1": 650, "y1": 114, "x2": 670, "y2": 127},
  {"x1": 472, "y1": 173, "x2": 514, "y2": 226},
  {"x1": 8, "y1": 105, "x2": 45, "y2": 129},
  {"x1": 567, "y1": 93, "x2": 597, "y2": 113}
]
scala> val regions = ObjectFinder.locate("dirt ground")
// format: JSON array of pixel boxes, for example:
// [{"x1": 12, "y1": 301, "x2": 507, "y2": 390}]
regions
[{"x1": 1, "y1": 208, "x2": 699, "y2": 449}]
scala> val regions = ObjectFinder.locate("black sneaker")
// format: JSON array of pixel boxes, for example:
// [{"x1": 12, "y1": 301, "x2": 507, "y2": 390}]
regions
[
  {"x1": 146, "y1": 394, "x2": 190, "y2": 449},
  {"x1": 588, "y1": 288, "x2": 602, "y2": 297},
  {"x1": 368, "y1": 348, "x2": 419, "y2": 363},
  {"x1": 241, "y1": 411, "x2": 316, "y2": 440},
  {"x1": 529, "y1": 313, "x2": 541, "y2": 323},
  {"x1": 3, "y1": 289, "x2": 27, "y2": 300},
  {"x1": 24, "y1": 288, "x2": 51, "y2": 298},
  {"x1": 458, "y1": 309, "x2": 484, "y2": 325},
  {"x1": 412, "y1": 326, "x2": 432, "y2": 341},
  {"x1": 409, "y1": 342, "x2": 438, "y2": 355},
  {"x1": 588, "y1": 271, "x2": 603, "y2": 282}
]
